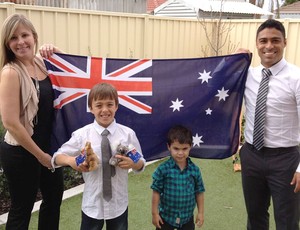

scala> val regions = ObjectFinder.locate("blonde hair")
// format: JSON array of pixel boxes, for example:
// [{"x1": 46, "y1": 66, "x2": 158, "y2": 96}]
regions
[{"x1": 0, "y1": 14, "x2": 38, "y2": 68}]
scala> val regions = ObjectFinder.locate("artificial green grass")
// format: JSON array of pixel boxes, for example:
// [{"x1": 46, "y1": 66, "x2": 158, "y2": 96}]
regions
[{"x1": 1, "y1": 157, "x2": 275, "y2": 229}]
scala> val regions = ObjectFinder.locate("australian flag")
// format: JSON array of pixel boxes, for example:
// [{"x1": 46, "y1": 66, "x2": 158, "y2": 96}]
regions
[{"x1": 44, "y1": 53, "x2": 251, "y2": 161}]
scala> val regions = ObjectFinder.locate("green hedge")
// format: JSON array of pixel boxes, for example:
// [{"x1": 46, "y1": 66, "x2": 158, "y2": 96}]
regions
[
  {"x1": 0, "y1": 122, "x2": 4, "y2": 140},
  {"x1": 0, "y1": 122, "x2": 9, "y2": 200}
]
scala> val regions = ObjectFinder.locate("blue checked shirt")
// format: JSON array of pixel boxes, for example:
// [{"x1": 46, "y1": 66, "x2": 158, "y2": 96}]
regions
[{"x1": 151, "y1": 157, "x2": 205, "y2": 228}]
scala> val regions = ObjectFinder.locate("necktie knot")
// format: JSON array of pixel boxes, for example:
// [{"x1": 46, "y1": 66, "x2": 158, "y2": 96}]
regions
[
  {"x1": 262, "y1": 68, "x2": 272, "y2": 79},
  {"x1": 101, "y1": 129, "x2": 109, "y2": 137}
]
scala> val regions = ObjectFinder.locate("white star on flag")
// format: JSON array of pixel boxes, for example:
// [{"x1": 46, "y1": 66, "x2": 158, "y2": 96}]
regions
[
  {"x1": 193, "y1": 133, "x2": 204, "y2": 147},
  {"x1": 205, "y1": 108, "x2": 212, "y2": 115},
  {"x1": 215, "y1": 87, "x2": 229, "y2": 101},
  {"x1": 170, "y1": 98, "x2": 184, "y2": 112},
  {"x1": 198, "y1": 70, "x2": 212, "y2": 83}
]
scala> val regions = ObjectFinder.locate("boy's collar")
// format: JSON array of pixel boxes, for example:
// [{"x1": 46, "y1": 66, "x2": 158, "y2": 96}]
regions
[
  {"x1": 169, "y1": 156, "x2": 191, "y2": 168},
  {"x1": 93, "y1": 119, "x2": 117, "y2": 135}
]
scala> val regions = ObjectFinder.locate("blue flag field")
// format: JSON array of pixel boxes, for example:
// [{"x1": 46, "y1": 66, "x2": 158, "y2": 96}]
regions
[{"x1": 44, "y1": 53, "x2": 251, "y2": 161}]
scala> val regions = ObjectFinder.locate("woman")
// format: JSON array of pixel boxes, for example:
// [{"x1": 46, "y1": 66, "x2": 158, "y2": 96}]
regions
[{"x1": 0, "y1": 14, "x2": 64, "y2": 230}]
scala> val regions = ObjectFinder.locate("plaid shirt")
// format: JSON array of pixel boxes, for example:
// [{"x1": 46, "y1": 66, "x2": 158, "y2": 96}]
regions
[{"x1": 151, "y1": 157, "x2": 205, "y2": 228}]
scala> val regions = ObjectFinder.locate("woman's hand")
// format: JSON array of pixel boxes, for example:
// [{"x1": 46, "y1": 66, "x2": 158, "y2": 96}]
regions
[
  {"x1": 37, "y1": 153, "x2": 52, "y2": 168},
  {"x1": 39, "y1": 44, "x2": 63, "y2": 59}
]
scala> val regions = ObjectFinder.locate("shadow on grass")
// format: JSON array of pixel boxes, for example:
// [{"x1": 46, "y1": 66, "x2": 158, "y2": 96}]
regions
[{"x1": 1, "y1": 157, "x2": 275, "y2": 230}]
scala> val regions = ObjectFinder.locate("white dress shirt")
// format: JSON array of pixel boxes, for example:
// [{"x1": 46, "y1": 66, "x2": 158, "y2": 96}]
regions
[
  {"x1": 243, "y1": 58, "x2": 300, "y2": 172},
  {"x1": 52, "y1": 119, "x2": 146, "y2": 219}
]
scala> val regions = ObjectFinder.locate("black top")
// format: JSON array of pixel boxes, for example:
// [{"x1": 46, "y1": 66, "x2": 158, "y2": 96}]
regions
[{"x1": 32, "y1": 77, "x2": 54, "y2": 153}]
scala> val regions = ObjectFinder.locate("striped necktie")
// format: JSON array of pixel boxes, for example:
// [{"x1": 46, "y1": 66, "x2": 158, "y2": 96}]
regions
[{"x1": 253, "y1": 68, "x2": 272, "y2": 150}]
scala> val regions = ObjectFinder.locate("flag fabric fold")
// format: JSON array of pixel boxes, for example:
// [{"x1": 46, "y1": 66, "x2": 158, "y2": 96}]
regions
[{"x1": 44, "y1": 53, "x2": 251, "y2": 161}]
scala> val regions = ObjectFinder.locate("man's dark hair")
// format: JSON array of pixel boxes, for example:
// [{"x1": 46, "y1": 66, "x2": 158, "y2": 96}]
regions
[
  {"x1": 256, "y1": 19, "x2": 286, "y2": 39},
  {"x1": 167, "y1": 125, "x2": 193, "y2": 146}
]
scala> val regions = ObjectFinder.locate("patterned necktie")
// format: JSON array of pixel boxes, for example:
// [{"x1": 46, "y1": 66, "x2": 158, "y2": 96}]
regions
[
  {"x1": 253, "y1": 68, "x2": 272, "y2": 150},
  {"x1": 101, "y1": 129, "x2": 114, "y2": 201}
]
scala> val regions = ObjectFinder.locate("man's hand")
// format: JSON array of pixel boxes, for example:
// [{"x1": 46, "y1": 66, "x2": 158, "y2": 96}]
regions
[
  {"x1": 234, "y1": 48, "x2": 251, "y2": 54},
  {"x1": 291, "y1": 172, "x2": 300, "y2": 193}
]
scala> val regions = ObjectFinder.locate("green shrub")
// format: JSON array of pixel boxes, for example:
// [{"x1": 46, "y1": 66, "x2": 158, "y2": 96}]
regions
[
  {"x1": 63, "y1": 167, "x2": 84, "y2": 190},
  {"x1": 0, "y1": 167, "x2": 9, "y2": 199},
  {"x1": 0, "y1": 122, "x2": 4, "y2": 140},
  {"x1": 0, "y1": 122, "x2": 83, "y2": 214},
  {"x1": 0, "y1": 121, "x2": 10, "y2": 211},
  {"x1": 0, "y1": 122, "x2": 9, "y2": 201}
]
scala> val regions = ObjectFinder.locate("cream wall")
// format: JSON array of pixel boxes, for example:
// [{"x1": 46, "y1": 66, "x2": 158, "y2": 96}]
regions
[{"x1": 0, "y1": 3, "x2": 300, "y2": 67}]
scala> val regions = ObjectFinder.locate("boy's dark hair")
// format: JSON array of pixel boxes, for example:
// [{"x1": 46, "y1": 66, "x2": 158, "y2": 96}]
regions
[
  {"x1": 88, "y1": 83, "x2": 119, "y2": 107},
  {"x1": 256, "y1": 19, "x2": 286, "y2": 39},
  {"x1": 167, "y1": 125, "x2": 193, "y2": 146}
]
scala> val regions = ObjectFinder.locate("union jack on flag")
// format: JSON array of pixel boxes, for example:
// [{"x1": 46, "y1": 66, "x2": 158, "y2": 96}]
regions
[
  {"x1": 44, "y1": 53, "x2": 251, "y2": 161},
  {"x1": 47, "y1": 54, "x2": 152, "y2": 114}
]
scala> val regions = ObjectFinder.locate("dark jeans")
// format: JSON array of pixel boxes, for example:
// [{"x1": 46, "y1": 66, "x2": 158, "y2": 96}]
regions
[
  {"x1": 80, "y1": 208, "x2": 128, "y2": 230},
  {"x1": 0, "y1": 142, "x2": 64, "y2": 230},
  {"x1": 156, "y1": 217, "x2": 195, "y2": 230},
  {"x1": 240, "y1": 143, "x2": 300, "y2": 230}
]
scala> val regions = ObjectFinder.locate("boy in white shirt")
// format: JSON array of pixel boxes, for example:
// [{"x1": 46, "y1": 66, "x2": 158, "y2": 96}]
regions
[{"x1": 52, "y1": 83, "x2": 145, "y2": 230}]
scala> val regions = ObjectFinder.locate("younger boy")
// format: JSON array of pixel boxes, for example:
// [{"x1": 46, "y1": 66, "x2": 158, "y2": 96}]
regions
[
  {"x1": 52, "y1": 83, "x2": 146, "y2": 230},
  {"x1": 151, "y1": 125, "x2": 205, "y2": 230}
]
